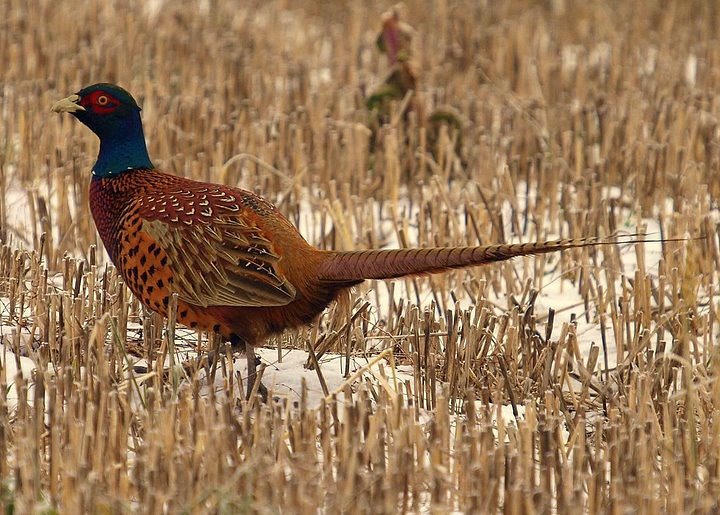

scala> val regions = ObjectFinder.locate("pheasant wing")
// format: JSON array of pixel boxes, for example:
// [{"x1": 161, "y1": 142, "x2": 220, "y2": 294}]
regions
[{"x1": 137, "y1": 187, "x2": 296, "y2": 308}]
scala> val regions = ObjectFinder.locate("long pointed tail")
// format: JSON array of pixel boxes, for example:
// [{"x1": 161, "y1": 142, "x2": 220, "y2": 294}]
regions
[{"x1": 317, "y1": 237, "x2": 620, "y2": 283}]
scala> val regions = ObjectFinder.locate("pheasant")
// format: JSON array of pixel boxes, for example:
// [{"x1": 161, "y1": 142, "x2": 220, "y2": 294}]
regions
[{"x1": 53, "y1": 83, "x2": 632, "y2": 400}]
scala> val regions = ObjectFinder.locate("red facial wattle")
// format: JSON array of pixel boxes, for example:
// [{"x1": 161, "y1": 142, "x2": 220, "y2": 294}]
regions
[{"x1": 80, "y1": 90, "x2": 119, "y2": 114}]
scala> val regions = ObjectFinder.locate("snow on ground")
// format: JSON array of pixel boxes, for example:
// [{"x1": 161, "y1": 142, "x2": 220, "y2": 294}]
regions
[{"x1": 0, "y1": 346, "x2": 41, "y2": 409}]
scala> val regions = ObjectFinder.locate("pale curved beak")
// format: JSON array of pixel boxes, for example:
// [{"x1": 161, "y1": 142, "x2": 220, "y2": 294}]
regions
[{"x1": 51, "y1": 94, "x2": 85, "y2": 113}]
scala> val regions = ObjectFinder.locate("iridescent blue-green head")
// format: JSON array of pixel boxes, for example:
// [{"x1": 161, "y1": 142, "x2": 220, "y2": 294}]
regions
[{"x1": 52, "y1": 83, "x2": 154, "y2": 178}]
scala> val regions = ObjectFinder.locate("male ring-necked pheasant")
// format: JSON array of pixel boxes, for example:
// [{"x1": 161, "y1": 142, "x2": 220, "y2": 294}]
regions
[{"x1": 53, "y1": 83, "x2": 627, "y2": 400}]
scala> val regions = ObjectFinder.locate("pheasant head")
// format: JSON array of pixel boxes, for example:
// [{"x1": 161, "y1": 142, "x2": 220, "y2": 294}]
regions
[{"x1": 52, "y1": 83, "x2": 153, "y2": 177}]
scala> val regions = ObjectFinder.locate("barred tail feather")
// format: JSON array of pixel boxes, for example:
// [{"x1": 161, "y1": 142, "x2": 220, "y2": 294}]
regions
[{"x1": 317, "y1": 237, "x2": 606, "y2": 283}]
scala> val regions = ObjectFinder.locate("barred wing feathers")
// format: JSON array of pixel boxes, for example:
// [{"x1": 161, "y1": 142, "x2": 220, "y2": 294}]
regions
[{"x1": 137, "y1": 185, "x2": 296, "y2": 308}]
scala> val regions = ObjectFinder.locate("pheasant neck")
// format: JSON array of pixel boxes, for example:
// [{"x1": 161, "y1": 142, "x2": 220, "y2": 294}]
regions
[{"x1": 93, "y1": 114, "x2": 153, "y2": 177}]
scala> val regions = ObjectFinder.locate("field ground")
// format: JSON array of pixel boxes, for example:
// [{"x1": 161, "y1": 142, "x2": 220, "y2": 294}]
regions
[{"x1": 1, "y1": 0, "x2": 720, "y2": 512}]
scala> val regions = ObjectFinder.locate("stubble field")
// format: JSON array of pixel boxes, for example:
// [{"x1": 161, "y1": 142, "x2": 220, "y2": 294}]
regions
[{"x1": 1, "y1": 0, "x2": 719, "y2": 512}]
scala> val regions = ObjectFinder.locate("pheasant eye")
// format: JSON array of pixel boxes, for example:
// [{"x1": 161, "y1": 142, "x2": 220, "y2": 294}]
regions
[{"x1": 97, "y1": 95, "x2": 109, "y2": 106}]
